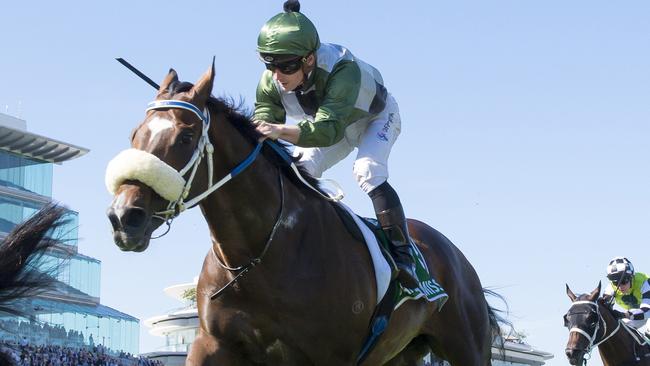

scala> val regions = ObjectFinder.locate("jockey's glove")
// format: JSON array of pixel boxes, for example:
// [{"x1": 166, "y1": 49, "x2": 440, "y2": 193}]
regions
[{"x1": 627, "y1": 309, "x2": 646, "y2": 320}]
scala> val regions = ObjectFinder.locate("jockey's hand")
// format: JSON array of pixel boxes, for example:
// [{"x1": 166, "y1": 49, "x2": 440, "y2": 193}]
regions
[
  {"x1": 612, "y1": 310, "x2": 628, "y2": 319},
  {"x1": 253, "y1": 120, "x2": 301, "y2": 144},
  {"x1": 626, "y1": 310, "x2": 645, "y2": 320},
  {"x1": 254, "y1": 121, "x2": 282, "y2": 141}
]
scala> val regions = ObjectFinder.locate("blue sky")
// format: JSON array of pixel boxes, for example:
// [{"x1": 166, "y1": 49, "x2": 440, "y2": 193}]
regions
[{"x1": 2, "y1": 1, "x2": 649, "y2": 364}]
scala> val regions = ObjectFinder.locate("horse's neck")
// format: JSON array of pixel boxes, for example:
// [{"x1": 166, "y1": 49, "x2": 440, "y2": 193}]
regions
[
  {"x1": 598, "y1": 306, "x2": 638, "y2": 364},
  {"x1": 198, "y1": 113, "x2": 299, "y2": 266}
]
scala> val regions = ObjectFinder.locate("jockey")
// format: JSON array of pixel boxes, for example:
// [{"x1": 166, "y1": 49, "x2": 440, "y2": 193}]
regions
[
  {"x1": 253, "y1": 0, "x2": 419, "y2": 289},
  {"x1": 603, "y1": 257, "x2": 650, "y2": 333}
]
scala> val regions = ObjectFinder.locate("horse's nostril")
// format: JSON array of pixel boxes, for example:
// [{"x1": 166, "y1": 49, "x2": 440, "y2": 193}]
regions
[
  {"x1": 122, "y1": 207, "x2": 148, "y2": 229},
  {"x1": 107, "y1": 209, "x2": 121, "y2": 231},
  {"x1": 565, "y1": 349, "x2": 582, "y2": 364}
]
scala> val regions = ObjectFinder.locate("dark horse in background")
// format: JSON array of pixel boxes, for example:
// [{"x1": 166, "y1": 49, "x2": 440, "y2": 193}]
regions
[
  {"x1": 106, "y1": 63, "x2": 503, "y2": 365},
  {"x1": 565, "y1": 283, "x2": 650, "y2": 365},
  {"x1": 0, "y1": 204, "x2": 69, "y2": 365}
]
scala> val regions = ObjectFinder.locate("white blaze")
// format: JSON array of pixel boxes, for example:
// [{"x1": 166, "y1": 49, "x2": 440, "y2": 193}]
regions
[{"x1": 147, "y1": 117, "x2": 174, "y2": 142}]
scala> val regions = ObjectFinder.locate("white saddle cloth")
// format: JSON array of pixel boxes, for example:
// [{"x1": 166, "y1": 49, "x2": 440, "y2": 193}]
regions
[{"x1": 339, "y1": 203, "x2": 391, "y2": 303}]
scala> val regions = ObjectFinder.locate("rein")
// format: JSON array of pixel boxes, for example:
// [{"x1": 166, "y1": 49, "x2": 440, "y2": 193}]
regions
[
  {"x1": 123, "y1": 99, "x2": 344, "y2": 298},
  {"x1": 209, "y1": 168, "x2": 285, "y2": 300},
  {"x1": 146, "y1": 99, "x2": 260, "y2": 221}
]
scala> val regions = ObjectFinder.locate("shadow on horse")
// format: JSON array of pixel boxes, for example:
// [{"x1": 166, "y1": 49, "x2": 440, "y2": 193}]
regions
[
  {"x1": 106, "y1": 62, "x2": 504, "y2": 365},
  {"x1": 565, "y1": 282, "x2": 650, "y2": 365}
]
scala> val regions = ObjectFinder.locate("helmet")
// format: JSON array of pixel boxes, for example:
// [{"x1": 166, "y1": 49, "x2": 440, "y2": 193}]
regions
[
  {"x1": 606, "y1": 257, "x2": 634, "y2": 283},
  {"x1": 257, "y1": 2, "x2": 320, "y2": 59}
]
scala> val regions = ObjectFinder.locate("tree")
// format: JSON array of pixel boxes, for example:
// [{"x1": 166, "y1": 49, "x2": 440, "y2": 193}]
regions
[{"x1": 181, "y1": 288, "x2": 197, "y2": 306}]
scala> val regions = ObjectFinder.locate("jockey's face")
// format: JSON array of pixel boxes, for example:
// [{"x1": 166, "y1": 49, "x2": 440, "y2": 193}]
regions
[
  {"x1": 619, "y1": 280, "x2": 632, "y2": 293},
  {"x1": 613, "y1": 275, "x2": 632, "y2": 293},
  {"x1": 271, "y1": 53, "x2": 315, "y2": 92}
]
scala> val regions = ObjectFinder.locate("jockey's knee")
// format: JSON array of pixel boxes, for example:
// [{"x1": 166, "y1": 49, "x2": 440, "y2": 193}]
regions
[{"x1": 353, "y1": 158, "x2": 388, "y2": 194}]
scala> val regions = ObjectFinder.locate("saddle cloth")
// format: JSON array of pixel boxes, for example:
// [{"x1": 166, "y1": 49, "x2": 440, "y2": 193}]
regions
[{"x1": 338, "y1": 203, "x2": 448, "y2": 308}]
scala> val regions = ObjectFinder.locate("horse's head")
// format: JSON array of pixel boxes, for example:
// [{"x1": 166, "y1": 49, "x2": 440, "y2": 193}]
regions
[
  {"x1": 564, "y1": 282, "x2": 603, "y2": 365},
  {"x1": 106, "y1": 63, "x2": 215, "y2": 252}
]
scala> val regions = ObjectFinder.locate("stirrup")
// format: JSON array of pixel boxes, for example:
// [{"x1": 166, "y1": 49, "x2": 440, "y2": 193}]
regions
[
  {"x1": 392, "y1": 244, "x2": 419, "y2": 289},
  {"x1": 397, "y1": 263, "x2": 419, "y2": 289}
]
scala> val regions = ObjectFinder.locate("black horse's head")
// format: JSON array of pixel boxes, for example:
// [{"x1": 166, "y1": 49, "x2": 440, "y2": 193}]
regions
[
  {"x1": 106, "y1": 63, "x2": 215, "y2": 252},
  {"x1": 564, "y1": 282, "x2": 602, "y2": 365}
]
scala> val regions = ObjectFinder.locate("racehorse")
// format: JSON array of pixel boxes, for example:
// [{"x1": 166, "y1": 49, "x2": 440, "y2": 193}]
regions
[
  {"x1": 565, "y1": 283, "x2": 650, "y2": 365},
  {"x1": 0, "y1": 204, "x2": 69, "y2": 365},
  {"x1": 106, "y1": 62, "x2": 503, "y2": 365}
]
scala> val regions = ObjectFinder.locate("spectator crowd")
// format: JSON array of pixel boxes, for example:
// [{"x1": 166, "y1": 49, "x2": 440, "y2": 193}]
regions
[{"x1": 0, "y1": 341, "x2": 163, "y2": 366}]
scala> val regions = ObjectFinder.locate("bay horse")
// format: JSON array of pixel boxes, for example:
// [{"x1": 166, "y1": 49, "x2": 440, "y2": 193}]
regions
[
  {"x1": 0, "y1": 204, "x2": 69, "y2": 365},
  {"x1": 106, "y1": 63, "x2": 502, "y2": 365},
  {"x1": 565, "y1": 282, "x2": 650, "y2": 365}
]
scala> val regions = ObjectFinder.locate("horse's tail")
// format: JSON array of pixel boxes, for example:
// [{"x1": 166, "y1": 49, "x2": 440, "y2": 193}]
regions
[
  {"x1": 0, "y1": 203, "x2": 69, "y2": 317},
  {"x1": 483, "y1": 288, "x2": 511, "y2": 359}
]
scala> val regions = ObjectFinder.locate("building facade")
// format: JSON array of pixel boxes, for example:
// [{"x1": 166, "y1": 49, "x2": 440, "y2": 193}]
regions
[
  {"x1": 143, "y1": 278, "x2": 198, "y2": 366},
  {"x1": 0, "y1": 112, "x2": 140, "y2": 355}
]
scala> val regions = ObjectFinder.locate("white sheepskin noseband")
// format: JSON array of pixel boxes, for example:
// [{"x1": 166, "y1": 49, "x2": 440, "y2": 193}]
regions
[{"x1": 105, "y1": 148, "x2": 185, "y2": 201}]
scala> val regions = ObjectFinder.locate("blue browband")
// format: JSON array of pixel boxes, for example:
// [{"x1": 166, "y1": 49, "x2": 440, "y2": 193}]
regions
[{"x1": 147, "y1": 100, "x2": 209, "y2": 125}]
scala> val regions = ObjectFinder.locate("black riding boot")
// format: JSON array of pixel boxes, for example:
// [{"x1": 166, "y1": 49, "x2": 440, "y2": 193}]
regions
[{"x1": 369, "y1": 182, "x2": 419, "y2": 289}]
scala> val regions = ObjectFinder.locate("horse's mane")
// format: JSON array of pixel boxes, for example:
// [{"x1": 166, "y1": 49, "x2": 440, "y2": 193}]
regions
[
  {"x1": 168, "y1": 81, "x2": 328, "y2": 199},
  {"x1": 0, "y1": 204, "x2": 69, "y2": 366},
  {"x1": 0, "y1": 204, "x2": 68, "y2": 316}
]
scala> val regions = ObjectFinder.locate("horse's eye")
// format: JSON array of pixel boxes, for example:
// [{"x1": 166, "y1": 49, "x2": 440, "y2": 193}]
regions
[
  {"x1": 179, "y1": 133, "x2": 194, "y2": 145},
  {"x1": 563, "y1": 314, "x2": 569, "y2": 328}
]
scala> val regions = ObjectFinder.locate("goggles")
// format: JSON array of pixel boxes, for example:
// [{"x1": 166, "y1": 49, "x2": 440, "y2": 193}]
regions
[
  {"x1": 259, "y1": 54, "x2": 305, "y2": 75},
  {"x1": 612, "y1": 275, "x2": 631, "y2": 286}
]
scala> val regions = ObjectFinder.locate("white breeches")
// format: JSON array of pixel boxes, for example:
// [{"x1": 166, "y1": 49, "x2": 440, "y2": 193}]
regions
[{"x1": 294, "y1": 94, "x2": 401, "y2": 194}]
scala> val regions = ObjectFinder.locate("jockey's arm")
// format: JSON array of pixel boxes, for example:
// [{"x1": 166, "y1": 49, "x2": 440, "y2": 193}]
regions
[
  {"x1": 628, "y1": 279, "x2": 650, "y2": 320},
  {"x1": 253, "y1": 71, "x2": 300, "y2": 143},
  {"x1": 253, "y1": 70, "x2": 287, "y2": 124},
  {"x1": 254, "y1": 122, "x2": 301, "y2": 144}
]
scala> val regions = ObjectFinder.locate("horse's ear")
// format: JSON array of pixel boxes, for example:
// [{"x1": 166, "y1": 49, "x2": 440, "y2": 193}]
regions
[
  {"x1": 589, "y1": 281, "x2": 602, "y2": 301},
  {"x1": 566, "y1": 284, "x2": 577, "y2": 302},
  {"x1": 157, "y1": 69, "x2": 178, "y2": 98},
  {"x1": 191, "y1": 59, "x2": 215, "y2": 107}
]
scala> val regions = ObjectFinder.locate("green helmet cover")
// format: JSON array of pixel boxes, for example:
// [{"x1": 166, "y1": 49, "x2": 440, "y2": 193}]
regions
[{"x1": 257, "y1": 11, "x2": 320, "y2": 57}]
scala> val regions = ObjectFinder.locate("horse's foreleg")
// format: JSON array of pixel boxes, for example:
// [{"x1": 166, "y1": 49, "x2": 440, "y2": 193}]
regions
[{"x1": 186, "y1": 331, "x2": 248, "y2": 366}]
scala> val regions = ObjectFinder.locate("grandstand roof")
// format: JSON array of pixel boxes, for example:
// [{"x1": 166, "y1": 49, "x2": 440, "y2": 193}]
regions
[{"x1": 0, "y1": 113, "x2": 88, "y2": 164}]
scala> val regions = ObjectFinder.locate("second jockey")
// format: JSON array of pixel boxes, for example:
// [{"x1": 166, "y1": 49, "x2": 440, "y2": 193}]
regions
[{"x1": 604, "y1": 257, "x2": 650, "y2": 335}]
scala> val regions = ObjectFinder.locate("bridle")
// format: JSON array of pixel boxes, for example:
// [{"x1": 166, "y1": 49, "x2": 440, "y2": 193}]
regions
[
  {"x1": 145, "y1": 99, "x2": 343, "y2": 230},
  {"x1": 566, "y1": 300, "x2": 621, "y2": 363},
  {"x1": 146, "y1": 100, "x2": 261, "y2": 223},
  {"x1": 133, "y1": 99, "x2": 344, "y2": 298}
]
